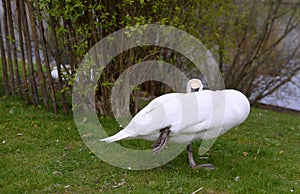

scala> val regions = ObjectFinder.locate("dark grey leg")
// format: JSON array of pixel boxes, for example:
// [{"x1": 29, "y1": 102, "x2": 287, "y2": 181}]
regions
[
  {"x1": 152, "y1": 127, "x2": 170, "y2": 154},
  {"x1": 187, "y1": 144, "x2": 216, "y2": 170},
  {"x1": 187, "y1": 144, "x2": 197, "y2": 168}
]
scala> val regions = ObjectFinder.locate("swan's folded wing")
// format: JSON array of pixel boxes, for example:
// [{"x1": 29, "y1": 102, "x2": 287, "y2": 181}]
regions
[{"x1": 100, "y1": 93, "x2": 183, "y2": 142}]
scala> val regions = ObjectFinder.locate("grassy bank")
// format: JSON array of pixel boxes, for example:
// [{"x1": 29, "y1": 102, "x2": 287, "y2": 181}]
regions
[{"x1": 0, "y1": 96, "x2": 299, "y2": 193}]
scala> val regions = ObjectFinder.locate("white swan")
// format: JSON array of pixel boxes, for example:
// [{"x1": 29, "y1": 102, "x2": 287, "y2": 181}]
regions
[
  {"x1": 101, "y1": 79, "x2": 250, "y2": 168},
  {"x1": 51, "y1": 65, "x2": 72, "y2": 80}
]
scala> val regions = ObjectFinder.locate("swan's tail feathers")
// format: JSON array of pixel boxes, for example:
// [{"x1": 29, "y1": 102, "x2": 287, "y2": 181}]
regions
[{"x1": 100, "y1": 130, "x2": 133, "y2": 143}]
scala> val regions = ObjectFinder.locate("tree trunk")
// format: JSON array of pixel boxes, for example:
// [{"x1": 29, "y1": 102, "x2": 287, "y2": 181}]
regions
[
  {"x1": 87, "y1": 0, "x2": 99, "y2": 45},
  {"x1": 48, "y1": 1, "x2": 69, "y2": 114}
]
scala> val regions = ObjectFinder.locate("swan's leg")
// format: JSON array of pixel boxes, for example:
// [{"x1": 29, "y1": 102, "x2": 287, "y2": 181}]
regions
[
  {"x1": 152, "y1": 127, "x2": 170, "y2": 154},
  {"x1": 187, "y1": 144, "x2": 197, "y2": 167},
  {"x1": 187, "y1": 144, "x2": 216, "y2": 170}
]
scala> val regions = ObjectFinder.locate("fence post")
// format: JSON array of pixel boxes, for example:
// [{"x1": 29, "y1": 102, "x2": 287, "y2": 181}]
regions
[
  {"x1": 2, "y1": 0, "x2": 15, "y2": 95},
  {"x1": 0, "y1": 19, "x2": 9, "y2": 95},
  {"x1": 34, "y1": 0, "x2": 58, "y2": 114},
  {"x1": 27, "y1": 0, "x2": 49, "y2": 111},
  {"x1": 7, "y1": 0, "x2": 22, "y2": 99},
  {"x1": 16, "y1": 0, "x2": 30, "y2": 104}
]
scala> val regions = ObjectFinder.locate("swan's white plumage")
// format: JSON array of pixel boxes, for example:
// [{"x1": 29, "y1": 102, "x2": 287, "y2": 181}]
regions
[{"x1": 101, "y1": 89, "x2": 250, "y2": 144}]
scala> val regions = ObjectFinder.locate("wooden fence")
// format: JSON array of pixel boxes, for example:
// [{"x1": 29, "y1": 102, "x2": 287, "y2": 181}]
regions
[
  {"x1": 0, "y1": 0, "x2": 79, "y2": 114},
  {"x1": 0, "y1": 0, "x2": 178, "y2": 115}
]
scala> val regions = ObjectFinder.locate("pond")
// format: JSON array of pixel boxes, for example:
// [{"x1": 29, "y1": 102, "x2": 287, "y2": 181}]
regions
[{"x1": 259, "y1": 71, "x2": 300, "y2": 111}]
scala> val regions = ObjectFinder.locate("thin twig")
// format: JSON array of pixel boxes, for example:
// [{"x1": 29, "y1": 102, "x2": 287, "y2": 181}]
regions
[{"x1": 191, "y1": 187, "x2": 204, "y2": 194}]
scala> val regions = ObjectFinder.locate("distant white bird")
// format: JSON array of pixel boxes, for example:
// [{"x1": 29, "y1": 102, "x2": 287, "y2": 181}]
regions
[
  {"x1": 51, "y1": 65, "x2": 72, "y2": 80},
  {"x1": 101, "y1": 79, "x2": 250, "y2": 169}
]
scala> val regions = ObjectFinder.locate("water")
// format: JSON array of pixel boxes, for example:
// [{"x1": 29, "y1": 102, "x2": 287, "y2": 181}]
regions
[{"x1": 259, "y1": 71, "x2": 300, "y2": 111}]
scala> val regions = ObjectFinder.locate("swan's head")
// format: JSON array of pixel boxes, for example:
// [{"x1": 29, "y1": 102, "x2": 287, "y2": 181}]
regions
[{"x1": 186, "y1": 79, "x2": 203, "y2": 93}]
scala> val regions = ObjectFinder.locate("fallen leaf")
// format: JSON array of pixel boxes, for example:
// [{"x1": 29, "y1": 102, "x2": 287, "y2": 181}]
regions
[
  {"x1": 242, "y1": 152, "x2": 249, "y2": 157},
  {"x1": 279, "y1": 150, "x2": 284, "y2": 154},
  {"x1": 52, "y1": 171, "x2": 63, "y2": 176}
]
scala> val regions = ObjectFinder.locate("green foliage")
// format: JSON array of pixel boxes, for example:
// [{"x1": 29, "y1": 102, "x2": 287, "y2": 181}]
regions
[
  {"x1": 0, "y1": 97, "x2": 299, "y2": 193},
  {"x1": 20, "y1": 0, "x2": 298, "y2": 115}
]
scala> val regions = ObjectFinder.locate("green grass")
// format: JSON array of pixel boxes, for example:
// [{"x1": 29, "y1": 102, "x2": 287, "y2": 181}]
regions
[{"x1": 0, "y1": 96, "x2": 299, "y2": 193}]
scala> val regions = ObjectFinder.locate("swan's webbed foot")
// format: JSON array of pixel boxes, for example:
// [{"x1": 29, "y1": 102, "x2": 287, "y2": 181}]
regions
[
  {"x1": 152, "y1": 126, "x2": 171, "y2": 154},
  {"x1": 191, "y1": 163, "x2": 216, "y2": 170}
]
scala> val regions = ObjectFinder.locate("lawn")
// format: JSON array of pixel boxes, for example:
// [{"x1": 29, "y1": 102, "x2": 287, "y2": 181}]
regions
[{"x1": 0, "y1": 96, "x2": 299, "y2": 193}]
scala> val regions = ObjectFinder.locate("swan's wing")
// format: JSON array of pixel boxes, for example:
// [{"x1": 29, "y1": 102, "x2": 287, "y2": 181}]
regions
[
  {"x1": 169, "y1": 90, "x2": 250, "y2": 142},
  {"x1": 100, "y1": 93, "x2": 184, "y2": 142},
  {"x1": 126, "y1": 91, "x2": 217, "y2": 137},
  {"x1": 100, "y1": 91, "x2": 213, "y2": 142}
]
